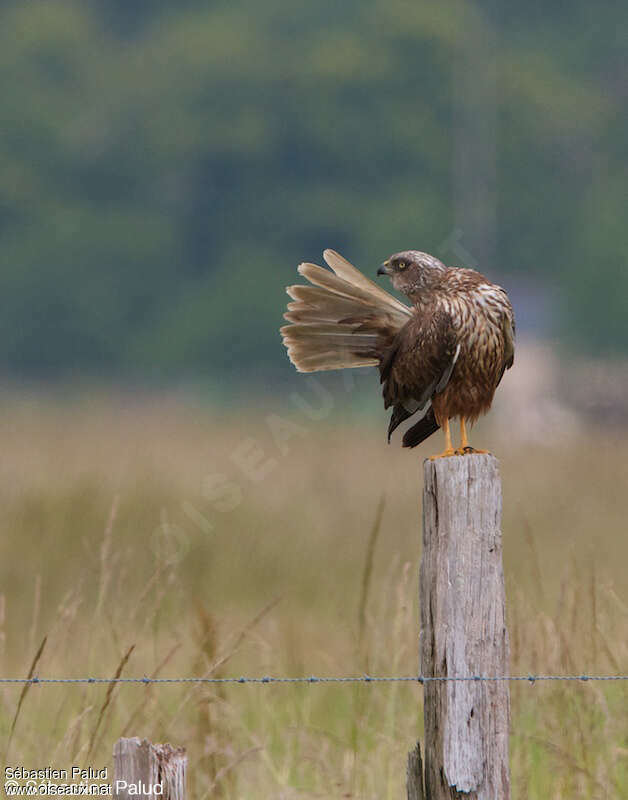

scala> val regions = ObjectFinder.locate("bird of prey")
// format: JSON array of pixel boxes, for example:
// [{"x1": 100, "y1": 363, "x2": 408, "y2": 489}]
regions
[{"x1": 280, "y1": 249, "x2": 515, "y2": 458}]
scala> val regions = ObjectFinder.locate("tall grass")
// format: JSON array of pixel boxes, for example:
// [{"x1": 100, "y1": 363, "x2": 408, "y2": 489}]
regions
[{"x1": 0, "y1": 395, "x2": 626, "y2": 798}]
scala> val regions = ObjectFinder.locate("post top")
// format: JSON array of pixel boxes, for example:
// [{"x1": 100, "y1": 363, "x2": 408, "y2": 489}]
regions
[
  {"x1": 423, "y1": 452, "x2": 501, "y2": 491},
  {"x1": 423, "y1": 452, "x2": 499, "y2": 469}
]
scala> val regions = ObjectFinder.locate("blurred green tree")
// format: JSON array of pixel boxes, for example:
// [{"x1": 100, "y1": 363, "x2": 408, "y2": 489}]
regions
[{"x1": 0, "y1": 0, "x2": 625, "y2": 379}]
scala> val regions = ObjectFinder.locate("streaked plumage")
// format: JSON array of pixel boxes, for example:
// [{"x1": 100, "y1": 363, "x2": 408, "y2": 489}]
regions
[{"x1": 280, "y1": 249, "x2": 515, "y2": 456}]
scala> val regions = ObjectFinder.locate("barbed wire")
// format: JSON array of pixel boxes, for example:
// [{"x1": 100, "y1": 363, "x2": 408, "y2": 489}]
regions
[{"x1": 0, "y1": 674, "x2": 627, "y2": 686}]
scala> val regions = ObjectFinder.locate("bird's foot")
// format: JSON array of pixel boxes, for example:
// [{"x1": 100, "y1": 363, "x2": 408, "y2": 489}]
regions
[
  {"x1": 455, "y1": 446, "x2": 491, "y2": 456},
  {"x1": 429, "y1": 448, "x2": 457, "y2": 460}
]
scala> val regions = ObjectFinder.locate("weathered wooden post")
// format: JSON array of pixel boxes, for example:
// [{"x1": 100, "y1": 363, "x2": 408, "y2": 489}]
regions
[
  {"x1": 407, "y1": 454, "x2": 510, "y2": 799},
  {"x1": 113, "y1": 737, "x2": 187, "y2": 799}
]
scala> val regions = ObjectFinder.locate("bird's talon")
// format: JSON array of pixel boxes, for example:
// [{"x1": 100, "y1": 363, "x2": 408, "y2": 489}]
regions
[
  {"x1": 463, "y1": 446, "x2": 491, "y2": 455},
  {"x1": 430, "y1": 448, "x2": 457, "y2": 460}
]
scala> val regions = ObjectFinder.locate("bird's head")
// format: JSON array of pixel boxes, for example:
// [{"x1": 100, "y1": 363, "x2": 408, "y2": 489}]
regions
[{"x1": 377, "y1": 250, "x2": 447, "y2": 299}]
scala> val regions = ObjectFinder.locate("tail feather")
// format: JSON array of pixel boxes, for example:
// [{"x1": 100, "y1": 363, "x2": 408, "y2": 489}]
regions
[
  {"x1": 290, "y1": 351, "x2": 378, "y2": 372},
  {"x1": 281, "y1": 250, "x2": 411, "y2": 373},
  {"x1": 284, "y1": 288, "x2": 377, "y2": 324},
  {"x1": 322, "y1": 249, "x2": 410, "y2": 315},
  {"x1": 402, "y1": 408, "x2": 440, "y2": 448}
]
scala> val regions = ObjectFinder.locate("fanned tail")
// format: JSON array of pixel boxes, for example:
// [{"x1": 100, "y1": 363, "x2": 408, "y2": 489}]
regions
[{"x1": 280, "y1": 249, "x2": 411, "y2": 372}]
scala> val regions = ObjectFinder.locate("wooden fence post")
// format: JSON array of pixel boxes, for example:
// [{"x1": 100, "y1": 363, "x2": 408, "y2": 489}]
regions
[
  {"x1": 408, "y1": 454, "x2": 510, "y2": 799},
  {"x1": 406, "y1": 741, "x2": 425, "y2": 800},
  {"x1": 113, "y1": 738, "x2": 187, "y2": 799}
]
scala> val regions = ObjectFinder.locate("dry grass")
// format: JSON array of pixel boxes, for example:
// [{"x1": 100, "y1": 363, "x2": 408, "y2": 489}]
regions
[{"x1": 0, "y1": 391, "x2": 626, "y2": 798}]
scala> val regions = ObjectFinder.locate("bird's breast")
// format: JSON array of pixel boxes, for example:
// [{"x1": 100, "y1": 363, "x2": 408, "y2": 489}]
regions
[
  {"x1": 444, "y1": 292, "x2": 506, "y2": 381},
  {"x1": 430, "y1": 283, "x2": 512, "y2": 421}
]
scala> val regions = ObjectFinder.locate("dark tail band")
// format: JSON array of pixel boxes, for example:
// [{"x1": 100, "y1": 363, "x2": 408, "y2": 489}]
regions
[{"x1": 402, "y1": 408, "x2": 440, "y2": 448}]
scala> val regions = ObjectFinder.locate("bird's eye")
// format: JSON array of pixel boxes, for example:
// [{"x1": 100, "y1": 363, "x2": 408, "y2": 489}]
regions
[{"x1": 397, "y1": 260, "x2": 407, "y2": 270}]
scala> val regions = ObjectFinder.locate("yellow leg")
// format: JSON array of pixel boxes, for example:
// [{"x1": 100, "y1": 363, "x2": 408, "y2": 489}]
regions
[
  {"x1": 456, "y1": 417, "x2": 490, "y2": 455},
  {"x1": 429, "y1": 417, "x2": 456, "y2": 460},
  {"x1": 460, "y1": 417, "x2": 470, "y2": 450}
]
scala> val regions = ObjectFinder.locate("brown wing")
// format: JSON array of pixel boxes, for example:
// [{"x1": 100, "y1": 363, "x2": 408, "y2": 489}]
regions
[
  {"x1": 496, "y1": 304, "x2": 516, "y2": 387},
  {"x1": 380, "y1": 306, "x2": 459, "y2": 443}
]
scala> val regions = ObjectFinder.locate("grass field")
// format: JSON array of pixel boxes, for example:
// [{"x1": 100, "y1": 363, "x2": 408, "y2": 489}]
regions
[{"x1": 0, "y1": 392, "x2": 626, "y2": 798}]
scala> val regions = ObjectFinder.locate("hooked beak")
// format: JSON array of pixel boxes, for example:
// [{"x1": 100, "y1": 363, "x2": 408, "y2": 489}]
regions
[{"x1": 377, "y1": 260, "x2": 392, "y2": 276}]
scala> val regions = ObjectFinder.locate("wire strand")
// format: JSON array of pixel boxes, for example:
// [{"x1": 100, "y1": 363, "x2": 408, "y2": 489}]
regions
[{"x1": 0, "y1": 674, "x2": 626, "y2": 685}]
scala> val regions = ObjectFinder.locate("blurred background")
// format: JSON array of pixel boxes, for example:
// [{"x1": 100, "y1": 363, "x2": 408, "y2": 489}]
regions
[
  {"x1": 0, "y1": 0, "x2": 626, "y2": 388},
  {"x1": 1, "y1": 2, "x2": 627, "y2": 797}
]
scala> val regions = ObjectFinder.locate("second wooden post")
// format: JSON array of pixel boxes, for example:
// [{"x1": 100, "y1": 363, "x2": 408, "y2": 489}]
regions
[{"x1": 113, "y1": 738, "x2": 187, "y2": 799}]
